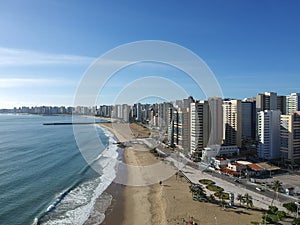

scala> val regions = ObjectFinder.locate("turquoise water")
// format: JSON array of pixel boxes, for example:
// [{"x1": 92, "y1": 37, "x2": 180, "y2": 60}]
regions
[{"x1": 0, "y1": 114, "x2": 117, "y2": 225}]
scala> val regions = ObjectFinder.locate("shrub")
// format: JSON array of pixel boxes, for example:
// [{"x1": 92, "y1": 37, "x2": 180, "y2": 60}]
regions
[
  {"x1": 214, "y1": 192, "x2": 230, "y2": 200},
  {"x1": 206, "y1": 185, "x2": 224, "y2": 192},
  {"x1": 276, "y1": 211, "x2": 286, "y2": 220},
  {"x1": 268, "y1": 206, "x2": 278, "y2": 214},
  {"x1": 293, "y1": 217, "x2": 300, "y2": 225},
  {"x1": 262, "y1": 214, "x2": 277, "y2": 224},
  {"x1": 199, "y1": 179, "x2": 215, "y2": 185},
  {"x1": 283, "y1": 202, "x2": 298, "y2": 213}
]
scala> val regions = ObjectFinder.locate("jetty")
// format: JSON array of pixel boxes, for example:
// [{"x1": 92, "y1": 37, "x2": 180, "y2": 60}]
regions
[{"x1": 43, "y1": 121, "x2": 110, "y2": 125}]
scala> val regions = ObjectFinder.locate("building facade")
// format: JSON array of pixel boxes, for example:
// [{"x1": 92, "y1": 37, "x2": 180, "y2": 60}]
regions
[
  {"x1": 174, "y1": 107, "x2": 190, "y2": 153},
  {"x1": 190, "y1": 100, "x2": 210, "y2": 159},
  {"x1": 208, "y1": 97, "x2": 223, "y2": 146},
  {"x1": 242, "y1": 100, "x2": 256, "y2": 140},
  {"x1": 223, "y1": 99, "x2": 242, "y2": 148},
  {"x1": 286, "y1": 93, "x2": 300, "y2": 115},
  {"x1": 257, "y1": 110, "x2": 281, "y2": 160},
  {"x1": 280, "y1": 111, "x2": 300, "y2": 163},
  {"x1": 256, "y1": 92, "x2": 278, "y2": 112}
]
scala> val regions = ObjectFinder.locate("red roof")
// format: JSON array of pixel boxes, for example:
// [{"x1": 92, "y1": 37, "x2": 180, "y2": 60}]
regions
[
  {"x1": 247, "y1": 164, "x2": 264, "y2": 171},
  {"x1": 231, "y1": 163, "x2": 244, "y2": 167},
  {"x1": 220, "y1": 167, "x2": 242, "y2": 176}
]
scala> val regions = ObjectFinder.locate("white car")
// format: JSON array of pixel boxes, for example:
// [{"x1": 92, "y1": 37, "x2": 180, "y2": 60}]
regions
[{"x1": 256, "y1": 187, "x2": 262, "y2": 192}]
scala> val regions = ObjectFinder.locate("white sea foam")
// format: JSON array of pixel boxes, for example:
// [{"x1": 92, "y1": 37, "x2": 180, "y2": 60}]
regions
[{"x1": 40, "y1": 125, "x2": 119, "y2": 225}]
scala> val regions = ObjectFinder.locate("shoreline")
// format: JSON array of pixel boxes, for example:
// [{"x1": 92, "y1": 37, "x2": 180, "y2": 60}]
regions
[{"x1": 96, "y1": 123, "x2": 126, "y2": 225}]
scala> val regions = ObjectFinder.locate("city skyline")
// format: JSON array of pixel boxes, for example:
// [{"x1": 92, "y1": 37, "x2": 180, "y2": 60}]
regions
[
  {"x1": 0, "y1": 1, "x2": 300, "y2": 108},
  {"x1": 0, "y1": 90, "x2": 299, "y2": 109}
]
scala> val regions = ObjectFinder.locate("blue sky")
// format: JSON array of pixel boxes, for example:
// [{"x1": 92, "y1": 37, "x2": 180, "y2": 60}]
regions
[{"x1": 0, "y1": 0, "x2": 299, "y2": 108}]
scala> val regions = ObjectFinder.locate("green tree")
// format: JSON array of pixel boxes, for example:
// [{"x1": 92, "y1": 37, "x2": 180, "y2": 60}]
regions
[
  {"x1": 209, "y1": 194, "x2": 216, "y2": 202},
  {"x1": 271, "y1": 180, "x2": 283, "y2": 206},
  {"x1": 276, "y1": 211, "x2": 286, "y2": 221},
  {"x1": 268, "y1": 206, "x2": 278, "y2": 215},
  {"x1": 283, "y1": 202, "x2": 298, "y2": 214},
  {"x1": 189, "y1": 184, "x2": 206, "y2": 200},
  {"x1": 237, "y1": 194, "x2": 244, "y2": 206},
  {"x1": 221, "y1": 199, "x2": 228, "y2": 209},
  {"x1": 293, "y1": 217, "x2": 300, "y2": 225},
  {"x1": 262, "y1": 214, "x2": 274, "y2": 224},
  {"x1": 215, "y1": 190, "x2": 228, "y2": 208},
  {"x1": 244, "y1": 193, "x2": 253, "y2": 209}
]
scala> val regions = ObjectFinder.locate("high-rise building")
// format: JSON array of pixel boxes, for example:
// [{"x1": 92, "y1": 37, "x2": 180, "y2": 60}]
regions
[
  {"x1": 223, "y1": 100, "x2": 242, "y2": 148},
  {"x1": 257, "y1": 110, "x2": 281, "y2": 160},
  {"x1": 157, "y1": 102, "x2": 173, "y2": 129},
  {"x1": 286, "y1": 93, "x2": 300, "y2": 115},
  {"x1": 277, "y1": 95, "x2": 286, "y2": 115},
  {"x1": 256, "y1": 92, "x2": 278, "y2": 112},
  {"x1": 174, "y1": 107, "x2": 190, "y2": 153},
  {"x1": 242, "y1": 100, "x2": 256, "y2": 140},
  {"x1": 190, "y1": 100, "x2": 210, "y2": 159},
  {"x1": 280, "y1": 111, "x2": 300, "y2": 163},
  {"x1": 208, "y1": 97, "x2": 223, "y2": 146},
  {"x1": 167, "y1": 107, "x2": 175, "y2": 145},
  {"x1": 136, "y1": 103, "x2": 142, "y2": 122},
  {"x1": 121, "y1": 104, "x2": 130, "y2": 122}
]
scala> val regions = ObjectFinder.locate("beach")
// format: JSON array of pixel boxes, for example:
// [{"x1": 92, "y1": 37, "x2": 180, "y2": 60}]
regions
[{"x1": 97, "y1": 122, "x2": 263, "y2": 225}]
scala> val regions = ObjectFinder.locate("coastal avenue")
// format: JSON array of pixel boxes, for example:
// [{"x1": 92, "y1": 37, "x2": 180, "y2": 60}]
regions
[
  {"x1": 144, "y1": 140, "x2": 298, "y2": 211},
  {"x1": 167, "y1": 156, "x2": 285, "y2": 210}
]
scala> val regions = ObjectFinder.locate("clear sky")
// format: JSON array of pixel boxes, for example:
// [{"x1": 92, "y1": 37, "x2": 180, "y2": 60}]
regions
[{"x1": 0, "y1": 0, "x2": 299, "y2": 108}]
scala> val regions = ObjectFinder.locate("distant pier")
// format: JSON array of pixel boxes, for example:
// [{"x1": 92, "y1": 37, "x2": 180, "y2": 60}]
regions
[{"x1": 43, "y1": 121, "x2": 110, "y2": 125}]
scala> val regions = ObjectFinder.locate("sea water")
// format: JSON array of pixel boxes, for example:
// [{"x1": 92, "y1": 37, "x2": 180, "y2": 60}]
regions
[{"x1": 0, "y1": 114, "x2": 119, "y2": 225}]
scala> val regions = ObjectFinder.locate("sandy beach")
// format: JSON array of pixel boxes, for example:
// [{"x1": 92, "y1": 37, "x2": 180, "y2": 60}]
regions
[{"x1": 98, "y1": 122, "x2": 263, "y2": 225}]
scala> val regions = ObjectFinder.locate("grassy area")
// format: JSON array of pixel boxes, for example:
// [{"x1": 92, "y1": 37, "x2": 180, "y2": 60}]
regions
[
  {"x1": 129, "y1": 123, "x2": 151, "y2": 138},
  {"x1": 206, "y1": 185, "x2": 224, "y2": 192},
  {"x1": 199, "y1": 179, "x2": 215, "y2": 185},
  {"x1": 214, "y1": 192, "x2": 230, "y2": 200}
]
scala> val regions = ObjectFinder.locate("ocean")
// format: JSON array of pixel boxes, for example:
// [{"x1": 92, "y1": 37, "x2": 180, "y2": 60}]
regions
[{"x1": 0, "y1": 114, "x2": 119, "y2": 225}]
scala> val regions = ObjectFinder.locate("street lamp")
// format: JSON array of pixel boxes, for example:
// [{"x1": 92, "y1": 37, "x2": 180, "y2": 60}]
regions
[{"x1": 295, "y1": 202, "x2": 300, "y2": 218}]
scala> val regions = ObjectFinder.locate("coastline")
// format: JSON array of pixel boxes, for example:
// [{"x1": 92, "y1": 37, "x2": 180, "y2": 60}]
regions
[
  {"x1": 94, "y1": 122, "x2": 264, "y2": 225},
  {"x1": 84, "y1": 123, "x2": 126, "y2": 225}
]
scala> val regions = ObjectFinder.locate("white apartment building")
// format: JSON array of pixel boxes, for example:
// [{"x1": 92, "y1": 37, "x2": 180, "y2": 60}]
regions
[
  {"x1": 223, "y1": 100, "x2": 242, "y2": 148},
  {"x1": 280, "y1": 111, "x2": 300, "y2": 163},
  {"x1": 174, "y1": 107, "x2": 190, "y2": 153},
  {"x1": 257, "y1": 110, "x2": 281, "y2": 160},
  {"x1": 286, "y1": 93, "x2": 300, "y2": 115},
  {"x1": 190, "y1": 101, "x2": 210, "y2": 159}
]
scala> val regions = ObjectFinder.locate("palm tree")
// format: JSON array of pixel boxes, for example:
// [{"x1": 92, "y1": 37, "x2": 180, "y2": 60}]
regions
[
  {"x1": 237, "y1": 194, "x2": 244, "y2": 206},
  {"x1": 216, "y1": 190, "x2": 227, "y2": 208},
  {"x1": 215, "y1": 190, "x2": 223, "y2": 199},
  {"x1": 243, "y1": 193, "x2": 253, "y2": 209},
  {"x1": 271, "y1": 180, "x2": 283, "y2": 206},
  {"x1": 189, "y1": 184, "x2": 206, "y2": 200},
  {"x1": 221, "y1": 199, "x2": 228, "y2": 209},
  {"x1": 196, "y1": 187, "x2": 206, "y2": 200},
  {"x1": 209, "y1": 194, "x2": 216, "y2": 203}
]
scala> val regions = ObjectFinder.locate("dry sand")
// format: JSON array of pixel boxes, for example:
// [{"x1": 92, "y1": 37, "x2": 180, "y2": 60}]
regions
[{"x1": 99, "y1": 122, "x2": 263, "y2": 225}]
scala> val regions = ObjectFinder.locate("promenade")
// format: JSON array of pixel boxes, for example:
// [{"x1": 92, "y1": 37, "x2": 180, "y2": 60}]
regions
[{"x1": 165, "y1": 156, "x2": 286, "y2": 211}]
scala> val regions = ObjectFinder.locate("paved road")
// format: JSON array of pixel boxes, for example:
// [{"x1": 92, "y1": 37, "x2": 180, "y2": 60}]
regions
[
  {"x1": 201, "y1": 168, "x2": 298, "y2": 205},
  {"x1": 165, "y1": 156, "x2": 287, "y2": 211}
]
